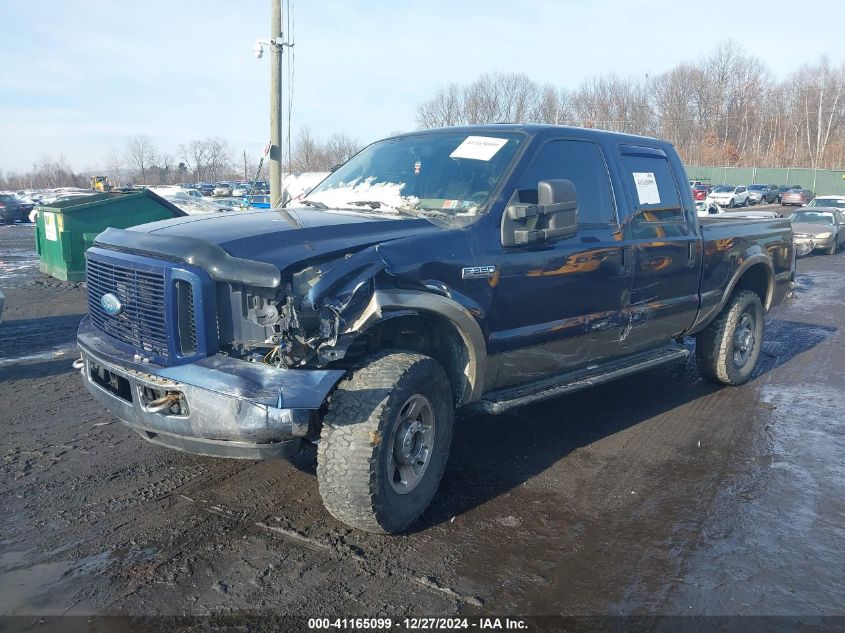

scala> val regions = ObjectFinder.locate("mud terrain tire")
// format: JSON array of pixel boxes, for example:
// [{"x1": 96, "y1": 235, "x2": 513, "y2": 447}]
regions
[
  {"x1": 317, "y1": 351, "x2": 453, "y2": 534},
  {"x1": 696, "y1": 290, "x2": 764, "y2": 386}
]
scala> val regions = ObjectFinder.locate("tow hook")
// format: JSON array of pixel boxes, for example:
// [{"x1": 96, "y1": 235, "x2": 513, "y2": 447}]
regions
[
  {"x1": 72, "y1": 358, "x2": 85, "y2": 370},
  {"x1": 145, "y1": 393, "x2": 182, "y2": 414}
]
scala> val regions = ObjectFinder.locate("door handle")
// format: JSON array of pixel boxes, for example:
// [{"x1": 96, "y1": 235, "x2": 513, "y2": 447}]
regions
[
  {"x1": 687, "y1": 241, "x2": 697, "y2": 265},
  {"x1": 620, "y1": 246, "x2": 633, "y2": 276}
]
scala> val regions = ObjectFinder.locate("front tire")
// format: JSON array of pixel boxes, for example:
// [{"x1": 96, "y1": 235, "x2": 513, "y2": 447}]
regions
[
  {"x1": 728, "y1": 198, "x2": 735, "y2": 208},
  {"x1": 695, "y1": 290, "x2": 764, "y2": 386},
  {"x1": 317, "y1": 351, "x2": 453, "y2": 534}
]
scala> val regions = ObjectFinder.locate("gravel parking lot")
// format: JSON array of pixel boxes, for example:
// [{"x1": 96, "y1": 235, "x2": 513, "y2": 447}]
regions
[{"x1": 1, "y1": 221, "x2": 843, "y2": 623}]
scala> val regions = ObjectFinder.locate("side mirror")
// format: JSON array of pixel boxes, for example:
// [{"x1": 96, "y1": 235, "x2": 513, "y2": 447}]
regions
[{"x1": 503, "y1": 179, "x2": 578, "y2": 246}]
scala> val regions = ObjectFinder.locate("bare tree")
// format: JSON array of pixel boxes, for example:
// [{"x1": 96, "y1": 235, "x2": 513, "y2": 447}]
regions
[
  {"x1": 126, "y1": 135, "x2": 158, "y2": 185},
  {"x1": 205, "y1": 137, "x2": 232, "y2": 181},
  {"x1": 178, "y1": 140, "x2": 209, "y2": 182},
  {"x1": 413, "y1": 41, "x2": 845, "y2": 169},
  {"x1": 105, "y1": 150, "x2": 125, "y2": 186},
  {"x1": 323, "y1": 133, "x2": 362, "y2": 168},
  {"x1": 290, "y1": 127, "x2": 323, "y2": 172}
]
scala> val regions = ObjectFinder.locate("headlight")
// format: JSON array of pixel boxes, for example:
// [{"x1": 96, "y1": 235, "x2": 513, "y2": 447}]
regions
[{"x1": 816, "y1": 232, "x2": 832, "y2": 239}]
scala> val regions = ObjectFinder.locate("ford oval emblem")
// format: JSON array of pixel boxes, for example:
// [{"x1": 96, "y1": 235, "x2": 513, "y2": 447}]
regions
[{"x1": 100, "y1": 293, "x2": 123, "y2": 316}]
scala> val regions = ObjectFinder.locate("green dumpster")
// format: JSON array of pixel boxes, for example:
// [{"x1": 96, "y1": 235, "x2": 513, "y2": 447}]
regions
[{"x1": 35, "y1": 190, "x2": 186, "y2": 281}]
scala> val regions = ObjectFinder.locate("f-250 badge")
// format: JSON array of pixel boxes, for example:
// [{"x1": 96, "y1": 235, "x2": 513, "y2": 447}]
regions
[{"x1": 461, "y1": 265, "x2": 496, "y2": 279}]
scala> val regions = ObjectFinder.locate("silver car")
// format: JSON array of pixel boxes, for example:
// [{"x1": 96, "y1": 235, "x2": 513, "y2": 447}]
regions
[
  {"x1": 212, "y1": 183, "x2": 233, "y2": 197},
  {"x1": 791, "y1": 207, "x2": 845, "y2": 256}
]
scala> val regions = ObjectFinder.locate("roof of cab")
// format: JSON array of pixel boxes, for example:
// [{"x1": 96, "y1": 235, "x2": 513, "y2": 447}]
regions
[{"x1": 390, "y1": 123, "x2": 668, "y2": 147}]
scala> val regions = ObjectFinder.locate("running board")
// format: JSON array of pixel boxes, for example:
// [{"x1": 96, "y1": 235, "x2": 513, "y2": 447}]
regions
[{"x1": 472, "y1": 345, "x2": 689, "y2": 415}]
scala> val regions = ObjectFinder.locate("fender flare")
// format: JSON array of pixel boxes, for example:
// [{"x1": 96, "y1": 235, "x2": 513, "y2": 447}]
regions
[
  {"x1": 717, "y1": 254, "x2": 775, "y2": 314},
  {"x1": 344, "y1": 289, "x2": 487, "y2": 404}
]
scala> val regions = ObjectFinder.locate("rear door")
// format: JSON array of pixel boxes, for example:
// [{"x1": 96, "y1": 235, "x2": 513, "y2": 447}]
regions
[{"x1": 617, "y1": 145, "x2": 701, "y2": 352}]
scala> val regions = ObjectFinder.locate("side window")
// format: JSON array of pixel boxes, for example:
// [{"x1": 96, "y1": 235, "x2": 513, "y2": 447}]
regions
[
  {"x1": 516, "y1": 140, "x2": 616, "y2": 225},
  {"x1": 620, "y1": 151, "x2": 684, "y2": 222}
]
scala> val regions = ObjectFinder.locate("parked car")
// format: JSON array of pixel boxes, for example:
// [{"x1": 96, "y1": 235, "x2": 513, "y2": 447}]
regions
[
  {"x1": 197, "y1": 182, "x2": 216, "y2": 196},
  {"x1": 746, "y1": 184, "x2": 778, "y2": 205},
  {"x1": 244, "y1": 194, "x2": 271, "y2": 208},
  {"x1": 213, "y1": 198, "x2": 245, "y2": 209},
  {"x1": 780, "y1": 188, "x2": 814, "y2": 207},
  {"x1": 213, "y1": 183, "x2": 233, "y2": 197},
  {"x1": 791, "y1": 208, "x2": 845, "y2": 255},
  {"x1": 0, "y1": 194, "x2": 32, "y2": 223},
  {"x1": 692, "y1": 184, "x2": 711, "y2": 201},
  {"x1": 76, "y1": 125, "x2": 794, "y2": 534},
  {"x1": 805, "y1": 195, "x2": 845, "y2": 210},
  {"x1": 776, "y1": 185, "x2": 802, "y2": 203},
  {"x1": 707, "y1": 185, "x2": 749, "y2": 208},
  {"x1": 231, "y1": 183, "x2": 253, "y2": 197}
]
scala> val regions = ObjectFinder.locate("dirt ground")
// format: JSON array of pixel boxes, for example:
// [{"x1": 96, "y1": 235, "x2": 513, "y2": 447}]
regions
[{"x1": 1, "y1": 221, "x2": 843, "y2": 624}]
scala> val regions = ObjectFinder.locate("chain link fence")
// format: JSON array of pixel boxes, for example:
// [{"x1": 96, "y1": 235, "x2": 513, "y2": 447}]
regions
[{"x1": 685, "y1": 166, "x2": 845, "y2": 196}]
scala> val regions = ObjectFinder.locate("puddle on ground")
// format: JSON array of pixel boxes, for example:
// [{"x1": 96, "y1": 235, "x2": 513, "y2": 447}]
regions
[
  {"x1": 0, "y1": 550, "x2": 109, "y2": 615},
  {"x1": 0, "y1": 344, "x2": 77, "y2": 366},
  {"x1": 0, "y1": 545, "x2": 157, "y2": 615},
  {"x1": 0, "y1": 248, "x2": 40, "y2": 281}
]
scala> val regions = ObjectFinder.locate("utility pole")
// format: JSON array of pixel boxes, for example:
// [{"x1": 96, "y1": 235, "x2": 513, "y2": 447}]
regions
[
  {"x1": 269, "y1": 0, "x2": 283, "y2": 208},
  {"x1": 243, "y1": 150, "x2": 248, "y2": 181}
]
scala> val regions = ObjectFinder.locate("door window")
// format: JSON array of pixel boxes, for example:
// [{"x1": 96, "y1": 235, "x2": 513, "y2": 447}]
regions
[
  {"x1": 516, "y1": 140, "x2": 616, "y2": 226},
  {"x1": 620, "y1": 151, "x2": 685, "y2": 223}
]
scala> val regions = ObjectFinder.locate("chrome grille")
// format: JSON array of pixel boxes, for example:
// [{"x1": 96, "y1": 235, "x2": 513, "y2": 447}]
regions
[{"x1": 87, "y1": 257, "x2": 169, "y2": 359}]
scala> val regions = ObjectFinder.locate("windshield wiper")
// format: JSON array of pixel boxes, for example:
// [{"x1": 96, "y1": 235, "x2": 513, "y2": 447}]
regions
[
  {"x1": 298, "y1": 199, "x2": 328, "y2": 209},
  {"x1": 346, "y1": 200, "x2": 383, "y2": 209}
]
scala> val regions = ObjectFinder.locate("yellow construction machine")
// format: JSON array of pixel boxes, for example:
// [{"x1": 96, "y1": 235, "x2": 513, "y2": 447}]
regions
[{"x1": 90, "y1": 176, "x2": 112, "y2": 192}]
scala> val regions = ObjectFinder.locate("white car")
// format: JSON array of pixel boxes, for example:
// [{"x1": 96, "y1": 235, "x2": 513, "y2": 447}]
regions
[
  {"x1": 231, "y1": 183, "x2": 253, "y2": 197},
  {"x1": 807, "y1": 195, "x2": 845, "y2": 210},
  {"x1": 707, "y1": 185, "x2": 749, "y2": 208}
]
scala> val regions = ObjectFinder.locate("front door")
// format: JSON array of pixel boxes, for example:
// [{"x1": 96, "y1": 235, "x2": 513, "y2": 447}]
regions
[{"x1": 486, "y1": 138, "x2": 633, "y2": 389}]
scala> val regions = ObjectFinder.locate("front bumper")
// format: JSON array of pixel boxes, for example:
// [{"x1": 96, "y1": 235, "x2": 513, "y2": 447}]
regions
[{"x1": 77, "y1": 317, "x2": 345, "y2": 459}]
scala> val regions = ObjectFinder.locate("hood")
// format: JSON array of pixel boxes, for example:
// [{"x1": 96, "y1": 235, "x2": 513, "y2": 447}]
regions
[
  {"x1": 792, "y1": 222, "x2": 835, "y2": 236},
  {"x1": 128, "y1": 207, "x2": 440, "y2": 274}
]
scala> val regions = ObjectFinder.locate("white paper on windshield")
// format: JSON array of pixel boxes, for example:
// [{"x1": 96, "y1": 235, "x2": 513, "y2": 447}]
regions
[
  {"x1": 450, "y1": 136, "x2": 509, "y2": 161},
  {"x1": 44, "y1": 212, "x2": 58, "y2": 241},
  {"x1": 632, "y1": 172, "x2": 660, "y2": 205}
]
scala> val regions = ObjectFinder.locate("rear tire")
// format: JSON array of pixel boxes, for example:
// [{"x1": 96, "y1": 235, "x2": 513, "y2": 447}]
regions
[
  {"x1": 695, "y1": 290, "x2": 764, "y2": 386},
  {"x1": 317, "y1": 350, "x2": 453, "y2": 534}
]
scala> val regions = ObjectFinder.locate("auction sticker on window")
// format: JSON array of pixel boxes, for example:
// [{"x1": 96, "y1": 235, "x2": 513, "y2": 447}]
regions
[
  {"x1": 44, "y1": 212, "x2": 58, "y2": 241},
  {"x1": 632, "y1": 172, "x2": 660, "y2": 205},
  {"x1": 450, "y1": 136, "x2": 508, "y2": 161}
]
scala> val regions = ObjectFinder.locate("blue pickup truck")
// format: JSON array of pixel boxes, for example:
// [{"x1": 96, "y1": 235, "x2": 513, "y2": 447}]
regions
[{"x1": 77, "y1": 125, "x2": 794, "y2": 533}]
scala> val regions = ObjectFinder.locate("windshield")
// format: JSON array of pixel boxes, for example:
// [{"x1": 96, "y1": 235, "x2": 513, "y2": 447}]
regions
[
  {"x1": 299, "y1": 131, "x2": 524, "y2": 222},
  {"x1": 808, "y1": 198, "x2": 845, "y2": 209},
  {"x1": 714, "y1": 186, "x2": 734, "y2": 193},
  {"x1": 791, "y1": 211, "x2": 834, "y2": 225},
  {"x1": 748, "y1": 185, "x2": 767, "y2": 190}
]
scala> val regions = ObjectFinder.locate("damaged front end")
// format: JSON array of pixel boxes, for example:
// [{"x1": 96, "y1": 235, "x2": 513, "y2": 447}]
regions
[{"x1": 219, "y1": 246, "x2": 389, "y2": 371}]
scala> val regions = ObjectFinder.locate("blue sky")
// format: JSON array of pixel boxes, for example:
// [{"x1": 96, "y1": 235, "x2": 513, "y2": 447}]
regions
[{"x1": 1, "y1": 0, "x2": 843, "y2": 173}]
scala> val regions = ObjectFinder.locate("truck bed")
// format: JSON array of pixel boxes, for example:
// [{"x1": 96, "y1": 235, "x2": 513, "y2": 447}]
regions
[{"x1": 694, "y1": 214, "x2": 794, "y2": 332}]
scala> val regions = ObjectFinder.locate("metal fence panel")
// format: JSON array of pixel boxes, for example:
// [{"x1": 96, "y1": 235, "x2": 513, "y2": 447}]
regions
[{"x1": 685, "y1": 166, "x2": 845, "y2": 195}]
